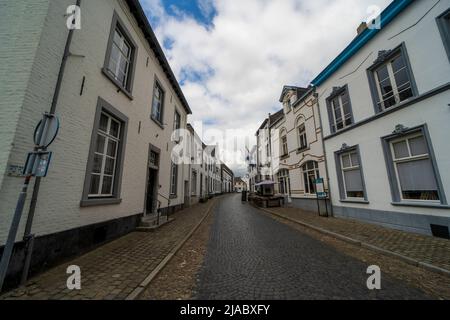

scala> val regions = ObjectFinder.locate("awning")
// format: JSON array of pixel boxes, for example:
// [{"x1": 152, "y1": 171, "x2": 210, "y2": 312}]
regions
[{"x1": 255, "y1": 180, "x2": 276, "y2": 186}]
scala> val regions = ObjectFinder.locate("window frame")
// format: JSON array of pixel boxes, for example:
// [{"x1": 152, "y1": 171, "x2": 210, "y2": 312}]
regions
[
  {"x1": 81, "y1": 97, "x2": 128, "y2": 207},
  {"x1": 325, "y1": 84, "x2": 354, "y2": 133},
  {"x1": 334, "y1": 145, "x2": 368, "y2": 203},
  {"x1": 277, "y1": 169, "x2": 291, "y2": 195},
  {"x1": 367, "y1": 42, "x2": 418, "y2": 114},
  {"x1": 102, "y1": 11, "x2": 138, "y2": 99},
  {"x1": 302, "y1": 161, "x2": 320, "y2": 195},
  {"x1": 297, "y1": 120, "x2": 308, "y2": 151},
  {"x1": 191, "y1": 170, "x2": 197, "y2": 196},
  {"x1": 381, "y1": 124, "x2": 447, "y2": 207},
  {"x1": 173, "y1": 109, "x2": 181, "y2": 142},
  {"x1": 436, "y1": 8, "x2": 450, "y2": 63},
  {"x1": 169, "y1": 160, "x2": 178, "y2": 197},
  {"x1": 151, "y1": 78, "x2": 166, "y2": 127}
]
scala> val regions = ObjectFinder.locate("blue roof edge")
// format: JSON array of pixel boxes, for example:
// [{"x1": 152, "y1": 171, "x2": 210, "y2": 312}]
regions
[{"x1": 310, "y1": 0, "x2": 414, "y2": 87}]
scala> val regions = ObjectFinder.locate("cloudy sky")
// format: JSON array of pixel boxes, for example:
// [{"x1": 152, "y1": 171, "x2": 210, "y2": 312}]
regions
[{"x1": 139, "y1": 0, "x2": 391, "y2": 176}]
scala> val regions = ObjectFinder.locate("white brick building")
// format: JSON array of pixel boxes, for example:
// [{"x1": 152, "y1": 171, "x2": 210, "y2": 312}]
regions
[{"x1": 0, "y1": 0, "x2": 194, "y2": 285}]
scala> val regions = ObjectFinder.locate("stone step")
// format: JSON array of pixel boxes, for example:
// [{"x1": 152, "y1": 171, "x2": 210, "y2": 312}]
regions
[{"x1": 136, "y1": 217, "x2": 175, "y2": 232}]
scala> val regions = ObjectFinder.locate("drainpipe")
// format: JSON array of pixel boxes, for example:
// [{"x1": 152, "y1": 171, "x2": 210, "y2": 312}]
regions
[
  {"x1": 267, "y1": 114, "x2": 272, "y2": 180},
  {"x1": 20, "y1": 0, "x2": 82, "y2": 286},
  {"x1": 313, "y1": 88, "x2": 334, "y2": 217}
]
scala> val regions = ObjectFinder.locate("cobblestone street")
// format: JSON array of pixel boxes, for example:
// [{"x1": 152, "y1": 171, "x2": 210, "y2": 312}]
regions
[
  {"x1": 1, "y1": 199, "x2": 217, "y2": 300},
  {"x1": 2, "y1": 194, "x2": 449, "y2": 300},
  {"x1": 195, "y1": 194, "x2": 437, "y2": 299}
]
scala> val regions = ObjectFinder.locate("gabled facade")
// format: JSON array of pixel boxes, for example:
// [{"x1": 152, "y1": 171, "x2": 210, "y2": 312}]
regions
[
  {"x1": 313, "y1": 0, "x2": 450, "y2": 236},
  {"x1": 268, "y1": 86, "x2": 330, "y2": 211},
  {"x1": 221, "y1": 163, "x2": 234, "y2": 194}
]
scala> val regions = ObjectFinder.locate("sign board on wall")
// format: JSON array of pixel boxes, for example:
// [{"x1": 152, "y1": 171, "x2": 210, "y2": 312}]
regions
[
  {"x1": 6, "y1": 164, "x2": 25, "y2": 177},
  {"x1": 314, "y1": 178, "x2": 327, "y2": 199}
]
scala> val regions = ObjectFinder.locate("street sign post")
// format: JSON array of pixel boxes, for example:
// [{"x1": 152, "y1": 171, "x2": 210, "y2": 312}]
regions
[
  {"x1": 0, "y1": 114, "x2": 59, "y2": 291},
  {"x1": 33, "y1": 113, "x2": 59, "y2": 149},
  {"x1": 23, "y1": 152, "x2": 53, "y2": 177},
  {"x1": 314, "y1": 178, "x2": 329, "y2": 217}
]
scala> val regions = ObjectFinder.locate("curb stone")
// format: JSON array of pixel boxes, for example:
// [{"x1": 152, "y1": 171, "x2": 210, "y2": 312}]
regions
[
  {"x1": 126, "y1": 197, "x2": 219, "y2": 300},
  {"x1": 257, "y1": 206, "x2": 450, "y2": 278}
]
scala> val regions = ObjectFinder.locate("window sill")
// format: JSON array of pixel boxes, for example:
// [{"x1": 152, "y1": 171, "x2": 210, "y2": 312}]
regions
[
  {"x1": 101, "y1": 68, "x2": 134, "y2": 100},
  {"x1": 339, "y1": 199, "x2": 369, "y2": 204},
  {"x1": 391, "y1": 202, "x2": 450, "y2": 209},
  {"x1": 150, "y1": 116, "x2": 165, "y2": 129},
  {"x1": 169, "y1": 194, "x2": 177, "y2": 199},
  {"x1": 296, "y1": 147, "x2": 310, "y2": 154},
  {"x1": 80, "y1": 198, "x2": 122, "y2": 207}
]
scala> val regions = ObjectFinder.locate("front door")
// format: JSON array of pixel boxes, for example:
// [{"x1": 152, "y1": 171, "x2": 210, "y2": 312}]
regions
[{"x1": 146, "y1": 168, "x2": 157, "y2": 214}]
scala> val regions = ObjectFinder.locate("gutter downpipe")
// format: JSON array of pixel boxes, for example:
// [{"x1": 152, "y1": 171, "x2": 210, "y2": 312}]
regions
[
  {"x1": 313, "y1": 88, "x2": 334, "y2": 217},
  {"x1": 20, "y1": 0, "x2": 82, "y2": 286}
]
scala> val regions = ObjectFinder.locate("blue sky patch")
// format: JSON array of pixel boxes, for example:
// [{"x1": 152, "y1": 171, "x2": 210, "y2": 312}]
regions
[{"x1": 162, "y1": 0, "x2": 216, "y2": 27}]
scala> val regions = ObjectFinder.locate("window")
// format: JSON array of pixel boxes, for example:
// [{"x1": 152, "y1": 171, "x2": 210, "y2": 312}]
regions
[
  {"x1": 336, "y1": 147, "x2": 366, "y2": 200},
  {"x1": 390, "y1": 134, "x2": 439, "y2": 201},
  {"x1": 191, "y1": 170, "x2": 197, "y2": 195},
  {"x1": 297, "y1": 122, "x2": 307, "y2": 150},
  {"x1": 151, "y1": 81, "x2": 165, "y2": 124},
  {"x1": 368, "y1": 44, "x2": 416, "y2": 113},
  {"x1": 382, "y1": 125, "x2": 447, "y2": 206},
  {"x1": 302, "y1": 161, "x2": 320, "y2": 195},
  {"x1": 277, "y1": 169, "x2": 291, "y2": 195},
  {"x1": 174, "y1": 110, "x2": 181, "y2": 131},
  {"x1": 437, "y1": 9, "x2": 450, "y2": 63},
  {"x1": 81, "y1": 98, "x2": 128, "y2": 207},
  {"x1": 280, "y1": 130, "x2": 288, "y2": 157},
  {"x1": 173, "y1": 110, "x2": 181, "y2": 141},
  {"x1": 170, "y1": 161, "x2": 178, "y2": 196},
  {"x1": 149, "y1": 150, "x2": 159, "y2": 168},
  {"x1": 326, "y1": 86, "x2": 353, "y2": 133},
  {"x1": 103, "y1": 12, "x2": 137, "y2": 96},
  {"x1": 89, "y1": 113, "x2": 121, "y2": 197}
]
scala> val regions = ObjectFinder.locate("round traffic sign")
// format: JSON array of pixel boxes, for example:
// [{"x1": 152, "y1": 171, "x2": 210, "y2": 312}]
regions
[{"x1": 33, "y1": 115, "x2": 60, "y2": 149}]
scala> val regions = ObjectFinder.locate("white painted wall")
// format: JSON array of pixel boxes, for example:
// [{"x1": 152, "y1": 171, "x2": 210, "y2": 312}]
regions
[
  {"x1": 0, "y1": 0, "x2": 190, "y2": 245},
  {"x1": 315, "y1": 0, "x2": 450, "y2": 219},
  {"x1": 270, "y1": 90, "x2": 328, "y2": 199}
]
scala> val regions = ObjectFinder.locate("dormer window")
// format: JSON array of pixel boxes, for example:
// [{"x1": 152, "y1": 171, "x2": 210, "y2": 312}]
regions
[{"x1": 289, "y1": 94, "x2": 296, "y2": 106}]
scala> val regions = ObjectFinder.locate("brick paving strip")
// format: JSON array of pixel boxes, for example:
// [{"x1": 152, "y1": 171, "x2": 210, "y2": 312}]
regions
[
  {"x1": 257, "y1": 206, "x2": 450, "y2": 277},
  {"x1": 1, "y1": 198, "x2": 218, "y2": 300}
]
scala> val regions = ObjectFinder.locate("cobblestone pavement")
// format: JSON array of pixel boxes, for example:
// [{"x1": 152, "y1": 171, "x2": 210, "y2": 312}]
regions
[
  {"x1": 266, "y1": 206, "x2": 450, "y2": 272},
  {"x1": 1, "y1": 199, "x2": 217, "y2": 300},
  {"x1": 195, "y1": 194, "x2": 433, "y2": 299}
]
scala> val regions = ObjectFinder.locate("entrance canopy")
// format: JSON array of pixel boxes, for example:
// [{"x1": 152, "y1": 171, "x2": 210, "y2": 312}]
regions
[{"x1": 255, "y1": 180, "x2": 276, "y2": 186}]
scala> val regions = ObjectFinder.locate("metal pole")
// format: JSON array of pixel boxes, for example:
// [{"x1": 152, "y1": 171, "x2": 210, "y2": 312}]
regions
[
  {"x1": 313, "y1": 90, "x2": 335, "y2": 217},
  {"x1": 0, "y1": 176, "x2": 32, "y2": 291},
  {"x1": 19, "y1": 0, "x2": 82, "y2": 286},
  {"x1": 316, "y1": 193, "x2": 321, "y2": 217}
]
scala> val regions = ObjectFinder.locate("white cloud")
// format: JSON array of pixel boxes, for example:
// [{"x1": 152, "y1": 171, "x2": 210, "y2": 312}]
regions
[
  {"x1": 140, "y1": 0, "x2": 391, "y2": 176},
  {"x1": 197, "y1": 0, "x2": 215, "y2": 19}
]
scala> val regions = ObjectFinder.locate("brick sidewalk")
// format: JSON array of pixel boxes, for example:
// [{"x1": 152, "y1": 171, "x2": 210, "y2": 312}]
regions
[
  {"x1": 265, "y1": 207, "x2": 450, "y2": 273},
  {"x1": 1, "y1": 198, "x2": 217, "y2": 300}
]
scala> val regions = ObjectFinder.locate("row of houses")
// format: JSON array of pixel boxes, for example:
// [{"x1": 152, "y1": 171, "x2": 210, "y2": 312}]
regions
[
  {"x1": 249, "y1": 0, "x2": 450, "y2": 238},
  {"x1": 0, "y1": 0, "x2": 233, "y2": 288}
]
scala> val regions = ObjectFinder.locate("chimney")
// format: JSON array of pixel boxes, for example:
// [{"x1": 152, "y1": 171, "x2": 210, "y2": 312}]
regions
[{"x1": 357, "y1": 22, "x2": 367, "y2": 35}]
